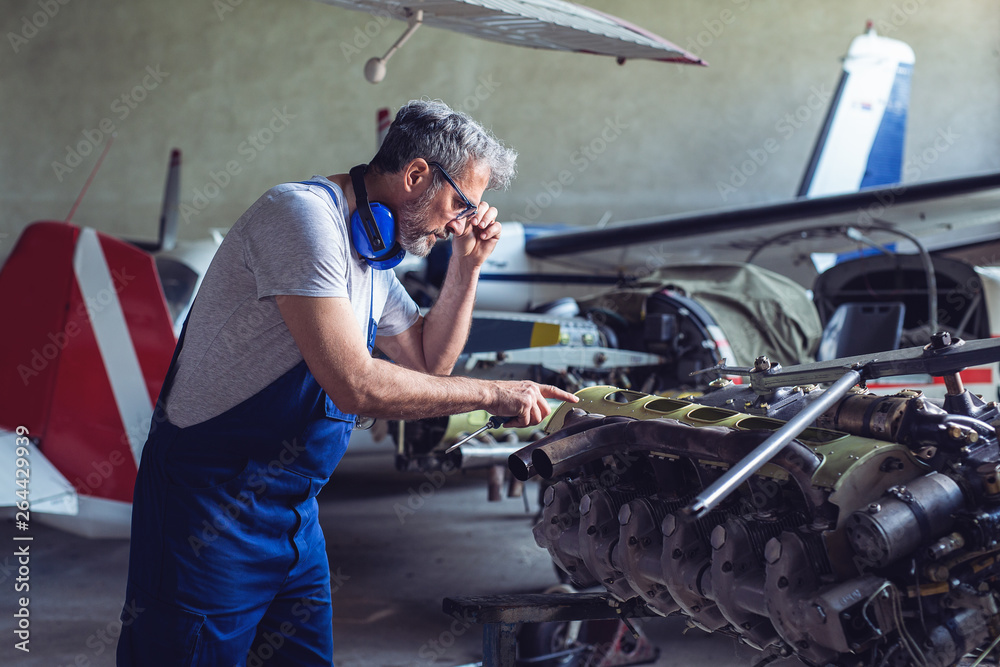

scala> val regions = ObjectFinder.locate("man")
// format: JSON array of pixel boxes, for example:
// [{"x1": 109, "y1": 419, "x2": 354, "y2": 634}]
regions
[{"x1": 117, "y1": 100, "x2": 576, "y2": 665}]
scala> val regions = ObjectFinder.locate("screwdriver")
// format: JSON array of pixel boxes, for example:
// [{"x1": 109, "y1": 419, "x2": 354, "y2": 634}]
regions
[{"x1": 444, "y1": 415, "x2": 513, "y2": 454}]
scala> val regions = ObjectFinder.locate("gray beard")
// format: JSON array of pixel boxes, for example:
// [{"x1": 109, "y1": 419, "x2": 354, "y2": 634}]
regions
[{"x1": 396, "y1": 187, "x2": 443, "y2": 258}]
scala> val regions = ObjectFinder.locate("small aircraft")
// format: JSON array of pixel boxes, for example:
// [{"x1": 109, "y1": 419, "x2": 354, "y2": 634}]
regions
[
  {"x1": 391, "y1": 26, "x2": 1000, "y2": 473},
  {"x1": 0, "y1": 147, "x2": 227, "y2": 538},
  {"x1": 4, "y1": 19, "x2": 999, "y2": 537},
  {"x1": 313, "y1": 0, "x2": 705, "y2": 82},
  {"x1": 0, "y1": 0, "x2": 705, "y2": 538}
]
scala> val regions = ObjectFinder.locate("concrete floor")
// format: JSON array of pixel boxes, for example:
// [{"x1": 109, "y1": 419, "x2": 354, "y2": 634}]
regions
[{"x1": 0, "y1": 433, "x2": 776, "y2": 667}]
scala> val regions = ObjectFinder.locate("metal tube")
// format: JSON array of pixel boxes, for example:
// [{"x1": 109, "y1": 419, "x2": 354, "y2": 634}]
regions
[
  {"x1": 458, "y1": 443, "x2": 525, "y2": 470},
  {"x1": 685, "y1": 369, "x2": 861, "y2": 518}
]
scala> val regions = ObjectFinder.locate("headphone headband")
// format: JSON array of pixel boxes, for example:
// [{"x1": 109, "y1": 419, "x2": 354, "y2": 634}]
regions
[{"x1": 350, "y1": 164, "x2": 385, "y2": 252}]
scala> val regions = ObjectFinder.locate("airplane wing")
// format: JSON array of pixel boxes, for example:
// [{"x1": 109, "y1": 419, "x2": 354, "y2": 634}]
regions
[
  {"x1": 522, "y1": 170, "x2": 1000, "y2": 287},
  {"x1": 316, "y1": 0, "x2": 705, "y2": 74},
  {"x1": 0, "y1": 430, "x2": 78, "y2": 516}
]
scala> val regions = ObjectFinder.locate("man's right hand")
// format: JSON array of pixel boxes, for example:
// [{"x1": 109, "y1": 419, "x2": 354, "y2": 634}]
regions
[{"x1": 491, "y1": 381, "x2": 579, "y2": 428}]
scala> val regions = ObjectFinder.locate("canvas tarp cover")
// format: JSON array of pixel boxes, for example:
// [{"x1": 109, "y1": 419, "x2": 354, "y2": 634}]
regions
[{"x1": 579, "y1": 263, "x2": 822, "y2": 368}]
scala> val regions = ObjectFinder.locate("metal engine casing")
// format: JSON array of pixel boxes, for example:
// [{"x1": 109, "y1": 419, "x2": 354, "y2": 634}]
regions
[{"x1": 514, "y1": 384, "x2": 1000, "y2": 666}]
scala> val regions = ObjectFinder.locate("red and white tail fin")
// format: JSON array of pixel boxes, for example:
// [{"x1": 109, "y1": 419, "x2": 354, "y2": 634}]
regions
[{"x1": 0, "y1": 222, "x2": 176, "y2": 537}]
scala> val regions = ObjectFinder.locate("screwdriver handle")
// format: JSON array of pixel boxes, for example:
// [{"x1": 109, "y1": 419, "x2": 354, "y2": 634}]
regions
[{"x1": 487, "y1": 415, "x2": 513, "y2": 429}]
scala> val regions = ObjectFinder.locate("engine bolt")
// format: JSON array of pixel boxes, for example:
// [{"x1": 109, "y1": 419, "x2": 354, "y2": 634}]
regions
[
  {"x1": 948, "y1": 424, "x2": 964, "y2": 440},
  {"x1": 580, "y1": 495, "x2": 592, "y2": 515},
  {"x1": 711, "y1": 525, "x2": 727, "y2": 550},
  {"x1": 764, "y1": 538, "x2": 782, "y2": 564},
  {"x1": 930, "y1": 331, "x2": 953, "y2": 349},
  {"x1": 754, "y1": 356, "x2": 771, "y2": 371},
  {"x1": 543, "y1": 486, "x2": 556, "y2": 507},
  {"x1": 868, "y1": 503, "x2": 881, "y2": 514},
  {"x1": 618, "y1": 504, "x2": 633, "y2": 525},
  {"x1": 967, "y1": 431, "x2": 980, "y2": 444},
  {"x1": 662, "y1": 514, "x2": 677, "y2": 537}
]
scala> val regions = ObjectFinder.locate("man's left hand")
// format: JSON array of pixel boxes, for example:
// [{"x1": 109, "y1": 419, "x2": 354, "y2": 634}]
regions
[{"x1": 451, "y1": 201, "x2": 500, "y2": 267}]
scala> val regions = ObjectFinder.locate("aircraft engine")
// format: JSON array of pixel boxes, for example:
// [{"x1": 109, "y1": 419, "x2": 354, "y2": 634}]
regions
[{"x1": 512, "y1": 362, "x2": 1000, "y2": 666}]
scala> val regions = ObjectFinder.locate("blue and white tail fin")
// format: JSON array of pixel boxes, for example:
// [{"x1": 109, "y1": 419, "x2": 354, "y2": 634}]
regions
[{"x1": 797, "y1": 24, "x2": 915, "y2": 198}]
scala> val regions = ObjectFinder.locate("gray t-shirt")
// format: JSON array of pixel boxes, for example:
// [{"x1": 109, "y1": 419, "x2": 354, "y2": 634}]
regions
[{"x1": 165, "y1": 176, "x2": 420, "y2": 428}]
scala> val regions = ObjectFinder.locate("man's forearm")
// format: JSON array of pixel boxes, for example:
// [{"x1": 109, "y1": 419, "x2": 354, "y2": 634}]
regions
[
  {"x1": 343, "y1": 356, "x2": 494, "y2": 420},
  {"x1": 420, "y1": 257, "x2": 480, "y2": 375}
]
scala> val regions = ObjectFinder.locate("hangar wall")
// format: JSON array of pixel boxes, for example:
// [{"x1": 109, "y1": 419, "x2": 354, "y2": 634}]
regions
[{"x1": 1, "y1": 0, "x2": 998, "y2": 261}]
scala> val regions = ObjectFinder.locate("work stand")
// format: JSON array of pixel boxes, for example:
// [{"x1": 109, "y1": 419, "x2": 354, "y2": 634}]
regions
[{"x1": 442, "y1": 592, "x2": 658, "y2": 667}]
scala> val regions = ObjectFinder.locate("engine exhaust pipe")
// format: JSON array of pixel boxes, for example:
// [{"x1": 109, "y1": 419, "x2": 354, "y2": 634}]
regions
[{"x1": 508, "y1": 410, "x2": 630, "y2": 481}]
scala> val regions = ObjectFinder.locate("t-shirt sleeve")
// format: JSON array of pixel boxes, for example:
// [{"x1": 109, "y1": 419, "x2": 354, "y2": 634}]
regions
[
  {"x1": 241, "y1": 188, "x2": 350, "y2": 300},
  {"x1": 376, "y1": 270, "x2": 421, "y2": 337}
]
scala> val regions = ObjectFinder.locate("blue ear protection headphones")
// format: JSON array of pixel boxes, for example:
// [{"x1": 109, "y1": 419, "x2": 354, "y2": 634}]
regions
[{"x1": 349, "y1": 164, "x2": 405, "y2": 270}]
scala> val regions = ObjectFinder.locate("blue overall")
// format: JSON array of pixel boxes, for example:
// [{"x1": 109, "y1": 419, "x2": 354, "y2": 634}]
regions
[{"x1": 118, "y1": 182, "x2": 376, "y2": 666}]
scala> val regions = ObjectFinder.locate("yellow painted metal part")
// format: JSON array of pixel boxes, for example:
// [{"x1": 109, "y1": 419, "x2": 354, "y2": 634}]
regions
[
  {"x1": 543, "y1": 385, "x2": 928, "y2": 490},
  {"x1": 529, "y1": 321, "x2": 561, "y2": 348}
]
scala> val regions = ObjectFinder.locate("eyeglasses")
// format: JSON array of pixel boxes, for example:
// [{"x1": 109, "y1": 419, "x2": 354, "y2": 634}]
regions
[{"x1": 429, "y1": 161, "x2": 478, "y2": 221}]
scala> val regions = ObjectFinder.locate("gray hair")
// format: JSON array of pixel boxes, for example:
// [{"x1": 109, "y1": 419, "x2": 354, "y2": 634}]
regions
[{"x1": 369, "y1": 99, "x2": 517, "y2": 193}]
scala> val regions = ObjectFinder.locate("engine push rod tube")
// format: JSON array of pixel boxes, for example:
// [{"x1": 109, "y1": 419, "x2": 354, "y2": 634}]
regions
[{"x1": 685, "y1": 368, "x2": 862, "y2": 519}]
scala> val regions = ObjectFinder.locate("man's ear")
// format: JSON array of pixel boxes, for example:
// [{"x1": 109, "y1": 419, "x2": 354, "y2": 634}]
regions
[{"x1": 401, "y1": 158, "x2": 432, "y2": 193}]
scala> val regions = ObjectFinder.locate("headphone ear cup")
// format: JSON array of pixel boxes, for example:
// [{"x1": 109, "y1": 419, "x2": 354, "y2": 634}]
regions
[{"x1": 350, "y1": 203, "x2": 405, "y2": 269}]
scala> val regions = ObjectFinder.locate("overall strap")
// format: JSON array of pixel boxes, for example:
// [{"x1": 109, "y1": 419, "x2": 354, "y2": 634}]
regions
[
  {"x1": 157, "y1": 313, "x2": 191, "y2": 407},
  {"x1": 299, "y1": 179, "x2": 377, "y2": 348}
]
